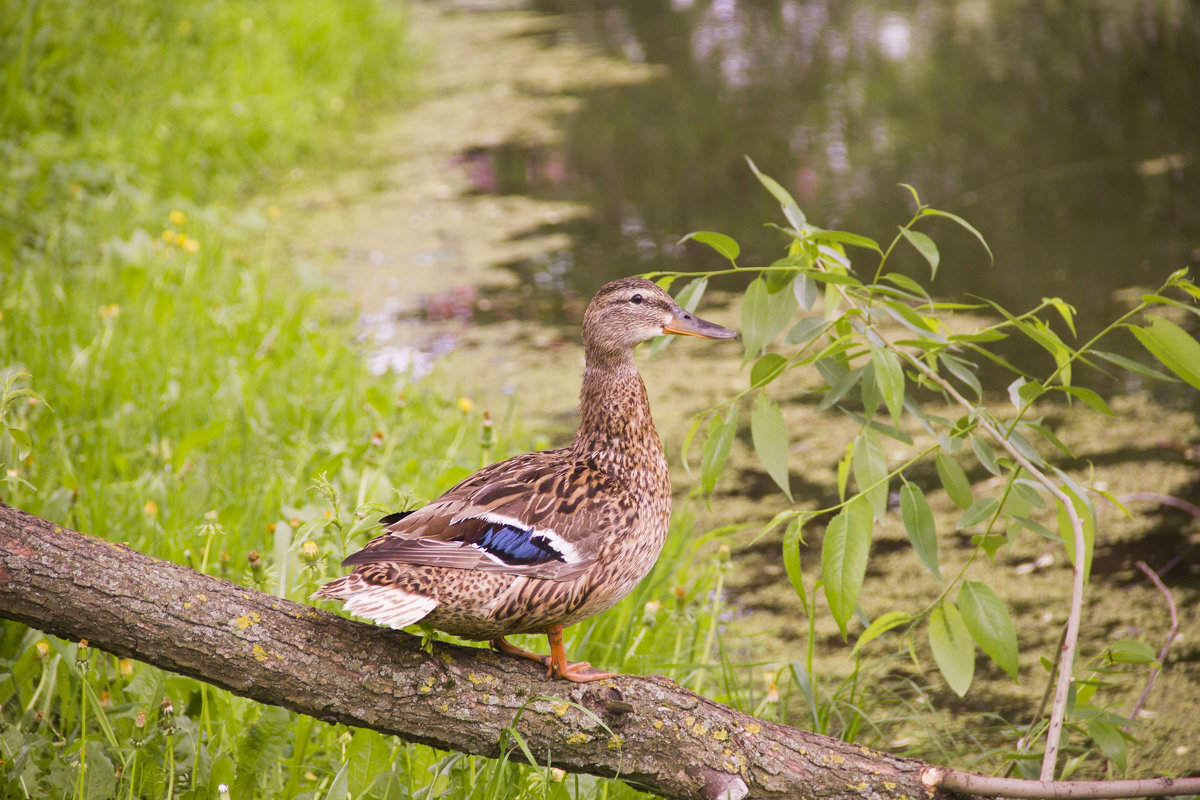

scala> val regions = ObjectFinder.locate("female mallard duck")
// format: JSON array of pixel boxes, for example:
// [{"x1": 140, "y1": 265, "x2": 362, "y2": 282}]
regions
[{"x1": 315, "y1": 277, "x2": 736, "y2": 681}]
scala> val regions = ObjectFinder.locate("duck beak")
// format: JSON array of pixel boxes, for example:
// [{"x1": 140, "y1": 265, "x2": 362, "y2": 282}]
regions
[{"x1": 663, "y1": 308, "x2": 739, "y2": 340}]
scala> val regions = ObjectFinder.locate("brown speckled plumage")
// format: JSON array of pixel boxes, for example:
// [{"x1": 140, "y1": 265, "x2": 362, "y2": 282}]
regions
[{"x1": 315, "y1": 277, "x2": 737, "y2": 681}]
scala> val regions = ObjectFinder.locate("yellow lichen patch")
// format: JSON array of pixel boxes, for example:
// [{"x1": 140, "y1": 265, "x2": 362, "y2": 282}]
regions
[
  {"x1": 439, "y1": 651, "x2": 454, "y2": 664},
  {"x1": 606, "y1": 735, "x2": 623, "y2": 750},
  {"x1": 652, "y1": 720, "x2": 663, "y2": 730},
  {"x1": 196, "y1": 594, "x2": 208, "y2": 602},
  {"x1": 242, "y1": 593, "x2": 251, "y2": 599},
  {"x1": 712, "y1": 728, "x2": 728, "y2": 742},
  {"x1": 235, "y1": 611, "x2": 261, "y2": 630},
  {"x1": 418, "y1": 676, "x2": 436, "y2": 695},
  {"x1": 252, "y1": 644, "x2": 269, "y2": 663},
  {"x1": 684, "y1": 715, "x2": 696, "y2": 728},
  {"x1": 567, "y1": 733, "x2": 590, "y2": 745},
  {"x1": 724, "y1": 761, "x2": 736, "y2": 771},
  {"x1": 831, "y1": 754, "x2": 845, "y2": 765},
  {"x1": 745, "y1": 722, "x2": 760, "y2": 734},
  {"x1": 691, "y1": 722, "x2": 707, "y2": 737},
  {"x1": 884, "y1": 782, "x2": 897, "y2": 791},
  {"x1": 183, "y1": 602, "x2": 193, "y2": 609},
  {"x1": 551, "y1": 702, "x2": 569, "y2": 716},
  {"x1": 438, "y1": 701, "x2": 450, "y2": 713},
  {"x1": 466, "y1": 672, "x2": 498, "y2": 686}
]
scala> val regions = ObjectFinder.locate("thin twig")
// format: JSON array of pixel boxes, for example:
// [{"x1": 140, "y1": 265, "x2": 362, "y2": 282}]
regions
[
  {"x1": 923, "y1": 767, "x2": 1200, "y2": 798},
  {"x1": 1126, "y1": 560, "x2": 1180, "y2": 728}
]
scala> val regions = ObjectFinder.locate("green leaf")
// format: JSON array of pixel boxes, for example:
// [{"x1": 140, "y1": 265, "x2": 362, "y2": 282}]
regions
[
  {"x1": 880, "y1": 272, "x2": 933, "y2": 303},
  {"x1": 348, "y1": 729, "x2": 393, "y2": 796},
  {"x1": 794, "y1": 273, "x2": 819, "y2": 311},
  {"x1": 680, "y1": 231, "x2": 740, "y2": 263},
  {"x1": 870, "y1": 346, "x2": 905, "y2": 422},
  {"x1": 958, "y1": 581, "x2": 1019, "y2": 680},
  {"x1": 1012, "y1": 480, "x2": 1049, "y2": 509},
  {"x1": 327, "y1": 761, "x2": 351, "y2": 800},
  {"x1": 920, "y1": 208, "x2": 993, "y2": 263},
  {"x1": 1092, "y1": 349, "x2": 1175, "y2": 382},
  {"x1": 851, "y1": 428, "x2": 888, "y2": 523},
  {"x1": 741, "y1": 277, "x2": 769, "y2": 363},
  {"x1": 1057, "y1": 485, "x2": 1095, "y2": 582},
  {"x1": 970, "y1": 436, "x2": 1000, "y2": 476},
  {"x1": 939, "y1": 353, "x2": 982, "y2": 400},
  {"x1": 234, "y1": 706, "x2": 291, "y2": 797},
  {"x1": 822, "y1": 497, "x2": 873, "y2": 638},
  {"x1": 853, "y1": 611, "x2": 913, "y2": 655},
  {"x1": 782, "y1": 515, "x2": 812, "y2": 615},
  {"x1": 6, "y1": 427, "x2": 32, "y2": 461},
  {"x1": 815, "y1": 229, "x2": 882, "y2": 253},
  {"x1": 701, "y1": 407, "x2": 738, "y2": 494},
  {"x1": 1087, "y1": 719, "x2": 1127, "y2": 776},
  {"x1": 750, "y1": 353, "x2": 789, "y2": 388},
  {"x1": 751, "y1": 391, "x2": 792, "y2": 500},
  {"x1": 787, "y1": 316, "x2": 826, "y2": 345},
  {"x1": 928, "y1": 602, "x2": 975, "y2": 697},
  {"x1": 1129, "y1": 315, "x2": 1200, "y2": 391},
  {"x1": 1056, "y1": 385, "x2": 1113, "y2": 416},
  {"x1": 957, "y1": 497, "x2": 1000, "y2": 530},
  {"x1": 746, "y1": 156, "x2": 807, "y2": 232},
  {"x1": 936, "y1": 452, "x2": 973, "y2": 510},
  {"x1": 1105, "y1": 639, "x2": 1158, "y2": 665},
  {"x1": 899, "y1": 480, "x2": 941, "y2": 581},
  {"x1": 900, "y1": 228, "x2": 940, "y2": 280},
  {"x1": 1045, "y1": 297, "x2": 1078, "y2": 338}
]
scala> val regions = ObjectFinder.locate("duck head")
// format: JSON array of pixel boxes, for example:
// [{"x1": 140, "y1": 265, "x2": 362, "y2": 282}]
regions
[{"x1": 582, "y1": 277, "x2": 737, "y2": 364}]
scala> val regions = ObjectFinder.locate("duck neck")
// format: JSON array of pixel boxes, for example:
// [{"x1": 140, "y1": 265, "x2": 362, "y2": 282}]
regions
[{"x1": 573, "y1": 354, "x2": 665, "y2": 472}]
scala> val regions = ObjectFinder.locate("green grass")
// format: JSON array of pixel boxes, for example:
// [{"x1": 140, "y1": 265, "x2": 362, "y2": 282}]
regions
[{"x1": 0, "y1": 2, "x2": 962, "y2": 797}]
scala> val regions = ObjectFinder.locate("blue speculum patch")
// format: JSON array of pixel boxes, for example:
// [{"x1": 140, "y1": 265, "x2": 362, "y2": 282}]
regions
[{"x1": 475, "y1": 523, "x2": 566, "y2": 566}]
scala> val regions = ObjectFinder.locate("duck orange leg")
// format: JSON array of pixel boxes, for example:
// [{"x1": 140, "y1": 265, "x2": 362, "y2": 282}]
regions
[{"x1": 544, "y1": 623, "x2": 616, "y2": 682}]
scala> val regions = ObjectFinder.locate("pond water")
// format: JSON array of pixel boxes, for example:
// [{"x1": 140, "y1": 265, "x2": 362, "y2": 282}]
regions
[{"x1": 469, "y1": 0, "x2": 1200, "y2": 349}]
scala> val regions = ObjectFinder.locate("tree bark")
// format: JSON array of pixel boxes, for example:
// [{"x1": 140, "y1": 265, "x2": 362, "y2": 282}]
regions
[{"x1": 0, "y1": 503, "x2": 946, "y2": 800}]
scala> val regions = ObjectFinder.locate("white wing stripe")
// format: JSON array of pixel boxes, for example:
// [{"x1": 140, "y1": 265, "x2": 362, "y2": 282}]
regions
[{"x1": 466, "y1": 511, "x2": 584, "y2": 565}]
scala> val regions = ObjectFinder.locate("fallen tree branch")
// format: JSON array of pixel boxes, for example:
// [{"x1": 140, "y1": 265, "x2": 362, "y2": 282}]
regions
[
  {"x1": 0, "y1": 503, "x2": 942, "y2": 800},
  {"x1": 6, "y1": 505, "x2": 1200, "y2": 799}
]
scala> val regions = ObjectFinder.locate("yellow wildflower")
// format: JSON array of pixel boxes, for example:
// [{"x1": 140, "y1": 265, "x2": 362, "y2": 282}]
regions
[
  {"x1": 300, "y1": 541, "x2": 319, "y2": 562},
  {"x1": 169, "y1": 210, "x2": 187, "y2": 226},
  {"x1": 144, "y1": 500, "x2": 158, "y2": 516},
  {"x1": 267, "y1": 204, "x2": 280, "y2": 219},
  {"x1": 458, "y1": 396, "x2": 474, "y2": 413}
]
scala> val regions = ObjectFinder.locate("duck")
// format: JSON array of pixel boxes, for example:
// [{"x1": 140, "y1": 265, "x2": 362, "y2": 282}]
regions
[{"x1": 315, "y1": 277, "x2": 737, "y2": 681}]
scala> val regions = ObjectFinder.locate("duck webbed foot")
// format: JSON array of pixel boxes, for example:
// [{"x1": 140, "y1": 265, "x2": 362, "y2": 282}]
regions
[{"x1": 545, "y1": 623, "x2": 617, "y2": 683}]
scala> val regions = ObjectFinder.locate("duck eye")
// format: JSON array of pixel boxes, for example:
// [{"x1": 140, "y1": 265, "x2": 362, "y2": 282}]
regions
[{"x1": 630, "y1": 294, "x2": 644, "y2": 305}]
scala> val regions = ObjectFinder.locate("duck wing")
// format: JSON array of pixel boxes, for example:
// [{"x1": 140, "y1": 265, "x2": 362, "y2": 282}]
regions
[{"x1": 341, "y1": 451, "x2": 627, "y2": 581}]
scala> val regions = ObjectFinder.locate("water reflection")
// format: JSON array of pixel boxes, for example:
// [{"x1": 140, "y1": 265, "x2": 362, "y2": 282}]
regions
[{"x1": 486, "y1": 0, "x2": 1200, "y2": 346}]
